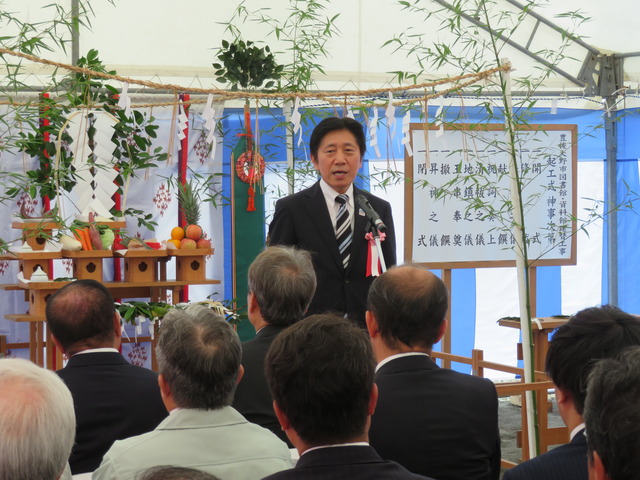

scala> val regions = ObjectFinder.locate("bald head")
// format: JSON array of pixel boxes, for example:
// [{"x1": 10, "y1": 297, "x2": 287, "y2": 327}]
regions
[{"x1": 367, "y1": 265, "x2": 448, "y2": 349}]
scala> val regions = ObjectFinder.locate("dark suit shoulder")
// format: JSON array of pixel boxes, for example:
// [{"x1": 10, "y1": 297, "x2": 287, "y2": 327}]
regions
[{"x1": 503, "y1": 432, "x2": 588, "y2": 480}]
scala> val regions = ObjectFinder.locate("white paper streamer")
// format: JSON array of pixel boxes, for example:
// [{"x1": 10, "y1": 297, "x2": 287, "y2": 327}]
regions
[
  {"x1": 290, "y1": 97, "x2": 303, "y2": 147},
  {"x1": 385, "y1": 92, "x2": 396, "y2": 141},
  {"x1": 117, "y1": 82, "x2": 133, "y2": 118},
  {"x1": 368, "y1": 108, "x2": 382, "y2": 159},
  {"x1": 402, "y1": 110, "x2": 413, "y2": 156},
  {"x1": 177, "y1": 104, "x2": 188, "y2": 141}
]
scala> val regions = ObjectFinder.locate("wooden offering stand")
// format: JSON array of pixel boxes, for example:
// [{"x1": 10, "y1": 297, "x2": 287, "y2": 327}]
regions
[
  {"x1": 12, "y1": 220, "x2": 61, "y2": 251},
  {"x1": 170, "y1": 248, "x2": 214, "y2": 281},
  {"x1": 115, "y1": 249, "x2": 169, "y2": 282},
  {"x1": 15, "y1": 250, "x2": 62, "y2": 280}
]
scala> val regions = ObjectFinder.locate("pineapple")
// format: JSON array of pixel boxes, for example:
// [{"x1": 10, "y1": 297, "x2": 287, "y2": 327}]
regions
[{"x1": 178, "y1": 180, "x2": 203, "y2": 240}]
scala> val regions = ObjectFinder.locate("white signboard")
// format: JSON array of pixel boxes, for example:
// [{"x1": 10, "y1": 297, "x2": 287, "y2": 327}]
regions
[{"x1": 405, "y1": 124, "x2": 577, "y2": 268}]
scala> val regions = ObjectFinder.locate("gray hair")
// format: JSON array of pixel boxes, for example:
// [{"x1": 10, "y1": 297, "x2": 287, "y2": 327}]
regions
[
  {"x1": 156, "y1": 304, "x2": 241, "y2": 410},
  {"x1": 0, "y1": 358, "x2": 75, "y2": 480},
  {"x1": 137, "y1": 466, "x2": 220, "y2": 480},
  {"x1": 248, "y1": 246, "x2": 316, "y2": 326}
]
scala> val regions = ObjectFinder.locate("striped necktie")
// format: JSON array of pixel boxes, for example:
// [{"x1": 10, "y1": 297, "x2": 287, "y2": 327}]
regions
[{"x1": 335, "y1": 194, "x2": 352, "y2": 269}]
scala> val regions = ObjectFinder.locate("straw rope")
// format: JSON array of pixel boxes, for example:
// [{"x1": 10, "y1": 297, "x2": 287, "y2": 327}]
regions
[{"x1": 0, "y1": 47, "x2": 509, "y2": 108}]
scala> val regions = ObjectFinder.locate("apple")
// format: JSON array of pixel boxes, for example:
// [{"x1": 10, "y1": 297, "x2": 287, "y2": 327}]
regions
[
  {"x1": 196, "y1": 238, "x2": 211, "y2": 249},
  {"x1": 185, "y1": 224, "x2": 203, "y2": 240},
  {"x1": 180, "y1": 238, "x2": 197, "y2": 249}
]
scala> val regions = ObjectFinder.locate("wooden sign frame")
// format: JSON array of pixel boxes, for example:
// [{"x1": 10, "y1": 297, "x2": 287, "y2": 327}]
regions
[{"x1": 404, "y1": 123, "x2": 578, "y2": 269}]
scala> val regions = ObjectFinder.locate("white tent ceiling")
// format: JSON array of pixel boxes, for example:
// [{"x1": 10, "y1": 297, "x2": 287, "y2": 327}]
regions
[{"x1": 3, "y1": 0, "x2": 640, "y2": 95}]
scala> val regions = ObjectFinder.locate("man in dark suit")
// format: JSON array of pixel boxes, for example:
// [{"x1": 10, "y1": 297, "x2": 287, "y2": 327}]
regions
[
  {"x1": 46, "y1": 279, "x2": 168, "y2": 475},
  {"x1": 584, "y1": 346, "x2": 640, "y2": 480},
  {"x1": 367, "y1": 265, "x2": 501, "y2": 480},
  {"x1": 233, "y1": 246, "x2": 316, "y2": 444},
  {"x1": 268, "y1": 116, "x2": 396, "y2": 328},
  {"x1": 262, "y1": 313, "x2": 434, "y2": 480},
  {"x1": 503, "y1": 305, "x2": 640, "y2": 480}
]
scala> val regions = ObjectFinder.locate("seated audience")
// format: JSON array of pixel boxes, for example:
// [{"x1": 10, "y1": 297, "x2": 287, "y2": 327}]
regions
[
  {"x1": 0, "y1": 358, "x2": 75, "y2": 480},
  {"x1": 584, "y1": 346, "x2": 640, "y2": 480},
  {"x1": 262, "y1": 313, "x2": 435, "y2": 480},
  {"x1": 46, "y1": 279, "x2": 168, "y2": 475},
  {"x1": 138, "y1": 466, "x2": 220, "y2": 480},
  {"x1": 93, "y1": 304, "x2": 292, "y2": 480},
  {"x1": 233, "y1": 246, "x2": 316, "y2": 444},
  {"x1": 503, "y1": 305, "x2": 640, "y2": 480},
  {"x1": 366, "y1": 265, "x2": 501, "y2": 480}
]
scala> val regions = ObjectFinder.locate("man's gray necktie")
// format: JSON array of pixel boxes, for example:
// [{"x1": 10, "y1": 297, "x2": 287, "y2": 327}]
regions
[{"x1": 335, "y1": 194, "x2": 352, "y2": 269}]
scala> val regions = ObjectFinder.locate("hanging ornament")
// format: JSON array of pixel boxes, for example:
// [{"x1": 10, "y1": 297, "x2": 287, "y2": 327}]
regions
[{"x1": 235, "y1": 104, "x2": 265, "y2": 212}]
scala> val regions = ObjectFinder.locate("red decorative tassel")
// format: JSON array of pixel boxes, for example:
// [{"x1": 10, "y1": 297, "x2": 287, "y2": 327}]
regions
[{"x1": 247, "y1": 185, "x2": 256, "y2": 212}]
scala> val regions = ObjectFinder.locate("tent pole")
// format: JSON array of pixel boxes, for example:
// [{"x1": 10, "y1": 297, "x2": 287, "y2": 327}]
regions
[{"x1": 605, "y1": 96, "x2": 618, "y2": 306}]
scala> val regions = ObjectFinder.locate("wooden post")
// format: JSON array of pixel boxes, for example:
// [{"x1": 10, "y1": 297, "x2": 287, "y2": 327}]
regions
[{"x1": 178, "y1": 93, "x2": 189, "y2": 302}]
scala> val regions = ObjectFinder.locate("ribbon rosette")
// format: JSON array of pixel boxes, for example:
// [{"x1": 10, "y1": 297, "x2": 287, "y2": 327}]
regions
[{"x1": 365, "y1": 231, "x2": 387, "y2": 277}]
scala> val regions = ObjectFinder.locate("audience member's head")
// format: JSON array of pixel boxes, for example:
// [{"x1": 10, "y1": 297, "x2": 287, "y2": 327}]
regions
[
  {"x1": 546, "y1": 305, "x2": 640, "y2": 417},
  {"x1": 584, "y1": 346, "x2": 640, "y2": 480},
  {"x1": 137, "y1": 465, "x2": 221, "y2": 480},
  {"x1": 309, "y1": 116, "x2": 366, "y2": 160},
  {"x1": 46, "y1": 279, "x2": 118, "y2": 355},
  {"x1": 265, "y1": 314, "x2": 376, "y2": 450},
  {"x1": 156, "y1": 304, "x2": 242, "y2": 411},
  {"x1": 0, "y1": 358, "x2": 75, "y2": 480},
  {"x1": 366, "y1": 264, "x2": 448, "y2": 352},
  {"x1": 248, "y1": 246, "x2": 316, "y2": 327}
]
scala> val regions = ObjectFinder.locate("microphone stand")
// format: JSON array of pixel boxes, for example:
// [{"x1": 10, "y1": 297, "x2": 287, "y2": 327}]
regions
[{"x1": 366, "y1": 219, "x2": 388, "y2": 274}]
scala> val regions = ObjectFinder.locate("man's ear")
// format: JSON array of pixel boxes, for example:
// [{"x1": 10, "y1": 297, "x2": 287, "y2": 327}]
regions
[
  {"x1": 435, "y1": 318, "x2": 448, "y2": 344},
  {"x1": 273, "y1": 401, "x2": 290, "y2": 431},
  {"x1": 247, "y1": 292, "x2": 259, "y2": 316},
  {"x1": 50, "y1": 334, "x2": 65, "y2": 355},
  {"x1": 158, "y1": 374, "x2": 171, "y2": 398},
  {"x1": 589, "y1": 450, "x2": 610, "y2": 480},
  {"x1": 555, "y1": 386, "x2": 571, "y2": 408},
  {"x1": 368, "y1": 383, "x2": 379, "y2": 416},
  {"x1": 113, "y1": 311, "x2": 122, "y2": 338},
  {"x1": 236, "y1": 364, "x2": 245, "y2": 385},
  {"x1": 365, "y1": 311, "x2": 379, "y2": 338}
]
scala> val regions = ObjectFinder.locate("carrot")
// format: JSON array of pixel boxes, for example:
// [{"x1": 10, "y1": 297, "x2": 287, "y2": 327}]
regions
[
  {"x1": 81, "y1": 228, "x2": 93, "y2": 251},
  {"x1": 73, "y1": 229, "x2": 89, "y2": 251}
]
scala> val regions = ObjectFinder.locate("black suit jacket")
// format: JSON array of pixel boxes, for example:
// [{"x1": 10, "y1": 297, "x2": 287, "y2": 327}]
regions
[
  {"x1": 369, "y1": 355, "x2": 501, "y2": 480},
  {"x1": 502, "y1": 428, "x2": 588, "y2": 480},
  {"x1": 233, "y1": 324, "x2": 290, "y2": 445},
  {"x1": 57, "y1": 351, "x2": 168, "y2": 474},
  {"x1": 261, "y1": 445, "x2": 435, "y2": 480},
  {"x1": 269, "y1": 181, "x2": 396, "y2": 327}
]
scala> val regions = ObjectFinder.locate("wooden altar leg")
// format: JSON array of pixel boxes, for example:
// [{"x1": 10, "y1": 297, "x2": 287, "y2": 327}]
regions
[{"x1": 29, "y1": 322, "x2": 37, "y2": 364}]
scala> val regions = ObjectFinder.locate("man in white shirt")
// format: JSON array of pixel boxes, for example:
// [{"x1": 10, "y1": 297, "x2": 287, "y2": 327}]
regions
[
  {"x1": 46, "y1": 279, "x2": 168, "y2": 474},
  {"x1": 268, "y1": 116, "x2": 396, "y2": 328},
  {"x1": 367, "y1": 264, "x2": 501, "y2": 480},
  {"x1": 584, "y1": 346, "x2": 640, "y2": 480},
  {"x1": 262, "y1": 313, "x2": 433, "y2": 480},
  {"x1": 504, "y1": 305, "x2": 640, "y2": 480},
  {"x1": 93, "y1": 304, "x2": 292, "y2": 480}
]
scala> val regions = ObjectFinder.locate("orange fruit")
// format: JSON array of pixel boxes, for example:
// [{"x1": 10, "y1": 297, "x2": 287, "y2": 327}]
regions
[
  {"x1": 168, "y1": 239, "x2": 182, "y2": 249},
  {"x1": 171, "y1": 226, "x2": 185, "y2": 241}
]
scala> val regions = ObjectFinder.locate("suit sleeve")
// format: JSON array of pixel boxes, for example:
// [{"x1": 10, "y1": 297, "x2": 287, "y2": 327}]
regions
[{"x1": 268, "y1": 198, "x2": 297, "y2": 247}]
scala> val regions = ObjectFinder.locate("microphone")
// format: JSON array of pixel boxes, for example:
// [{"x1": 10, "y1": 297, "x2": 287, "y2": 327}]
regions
[{"x1": 355, "y1": 194, "x2": 387, "y2": 233}]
